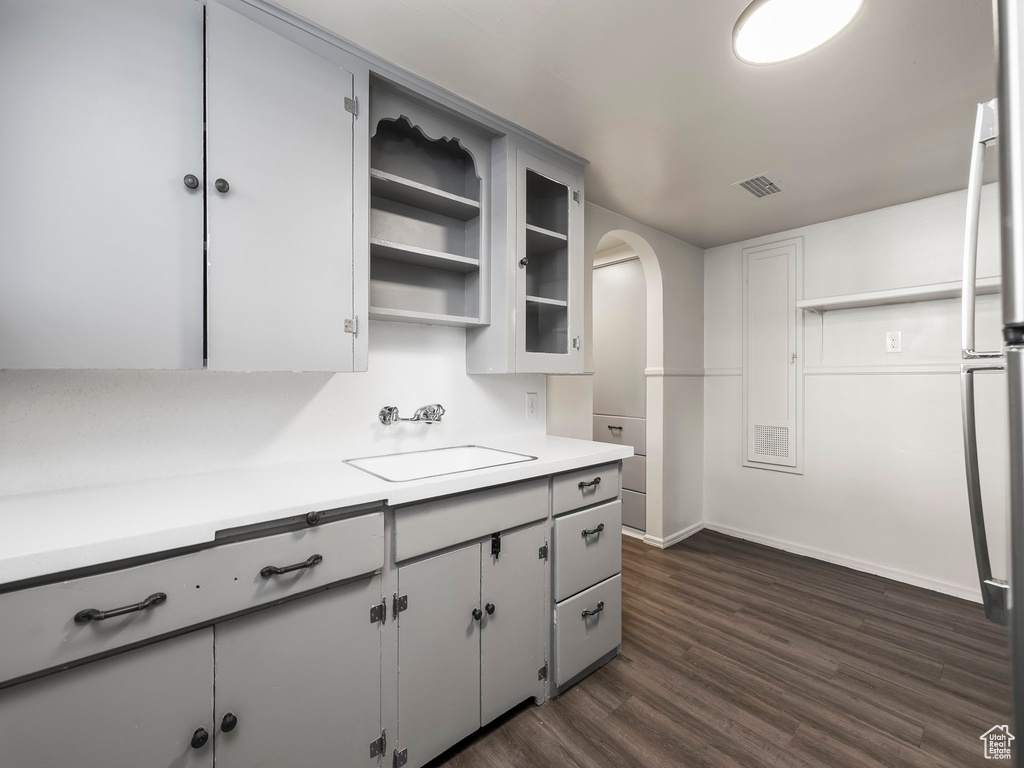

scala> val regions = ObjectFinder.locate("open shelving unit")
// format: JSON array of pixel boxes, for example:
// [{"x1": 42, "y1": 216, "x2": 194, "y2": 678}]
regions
[
  {"x1": 368, "y1": 109, "x2": 487, "y2": 327},
  {"x1": 797, "y1": 277, "x2": 1001, "y2": 313},
  {"x1": 522, "y1": 169, "x2": 570, "y2": 355}
]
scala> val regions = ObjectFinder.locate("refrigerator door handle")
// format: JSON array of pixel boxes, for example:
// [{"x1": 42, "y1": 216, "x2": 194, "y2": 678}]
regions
[
  {"x1": 960, "y1": 362, "x2": 1009, "y2": 624},
  {"x1": 963, "y1": 100, "x2": 1003, "y2": 361}
]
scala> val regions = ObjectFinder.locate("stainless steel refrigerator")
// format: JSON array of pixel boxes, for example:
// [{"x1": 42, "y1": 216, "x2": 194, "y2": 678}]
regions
[{"x1": 964, "y1": 1, "x2": 1024, "y2": 758}]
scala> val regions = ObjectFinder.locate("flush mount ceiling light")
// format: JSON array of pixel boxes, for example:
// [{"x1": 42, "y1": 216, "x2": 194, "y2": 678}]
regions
[{"x1": 733, "y1": 0, "x2": 863, "y2": 65}]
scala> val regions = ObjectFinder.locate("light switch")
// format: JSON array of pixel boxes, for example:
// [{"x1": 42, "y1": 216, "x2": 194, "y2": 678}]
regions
[{"x1": 885, "y1": 331, "x2": 902, "y2": 353}]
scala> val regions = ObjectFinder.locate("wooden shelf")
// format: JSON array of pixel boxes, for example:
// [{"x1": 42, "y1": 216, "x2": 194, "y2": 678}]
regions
[
  {"x1": 525, "y1": 295, "x2": 568, "y2": 308},
  {"x1": 525, "y1": 223, "x2": 568, "y2": 253},
  {"x1": 797, "y1": 277, "x2": 1001, "y2": 312},
  {"x1": 369, "y1": 306, "x2": 485, "y2": 328},
  {"x1": 370, "y1": 169, "x2": 480, "y2": 221},
  {"x1": 370, "y1": 239, "x2": 479, "y2": 274}
]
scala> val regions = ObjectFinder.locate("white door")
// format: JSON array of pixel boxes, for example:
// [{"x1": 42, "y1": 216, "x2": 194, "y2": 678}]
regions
[
  {"x1": 0, "y1": 0, "x2": 205, "y2": 369},
  {"x1": 515, "y1": 151, "x2": 583, "y2": 374},
  {"x1": 206, "y1": 0, "x2": 356, "y2": 372}
]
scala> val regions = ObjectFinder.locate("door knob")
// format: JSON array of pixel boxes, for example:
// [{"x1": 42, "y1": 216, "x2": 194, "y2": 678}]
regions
[
  {"x1": 472, "y1": 607, "x2": 483, "y2": 621},
  {"x1": 190, "y1": 728, "x2": 210, "y2": 749},
  {"x1": 221, "y1": 712, "x2": 238, "y2": 733},
  {"x1": 183, "y1": 174, "x2": 200, "y2": 190},
  {"x1": 485, "y1": 603, "x2": 495, "y2": 615},
  {"x1": 214, "y1": 178, "x2": 230, "y2": 193}
]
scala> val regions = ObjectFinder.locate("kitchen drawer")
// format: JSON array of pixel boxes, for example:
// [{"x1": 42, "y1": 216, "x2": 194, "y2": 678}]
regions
[
  {"x1": 622, "y1": 489, "x2": 646, "y2": 531},
  {"x1": 394, "y1": 478, "x2": 548, "y2": 562},
  {"x1": 622, "y1": 455, "x2": 646, "y2": 493},
  {"x1": 593, "y1": 415, "x2": 646, "y2": 455},
  {"x1": 553, "y1": 501, "x2": 622, "y2": 602},
  {"x1": 0, "y1": 509, "x2": 384, "y2": 686},
  {"x1": 554, "y1": 574, "x2": 621, "y2": 686},
  {"x1": 552, "y1": 462, "x2": 620, "y2": 516}
]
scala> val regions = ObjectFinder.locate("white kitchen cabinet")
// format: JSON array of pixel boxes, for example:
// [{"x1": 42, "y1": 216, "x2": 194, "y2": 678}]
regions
[
  {"x1": 205, "y1": 0, "x2": 365, "y2": 372},
  {"x1": 0, "y1": 628, "x2": 215, "y2": 768},
  {"x1": 0, "y1": 0, "x2": 205, "y2": 369}
]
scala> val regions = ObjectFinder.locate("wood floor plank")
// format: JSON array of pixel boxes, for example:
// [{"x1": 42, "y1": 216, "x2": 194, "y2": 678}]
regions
[{"x1": 431, "y1": 531, "x2": 1011, "y2": 768}]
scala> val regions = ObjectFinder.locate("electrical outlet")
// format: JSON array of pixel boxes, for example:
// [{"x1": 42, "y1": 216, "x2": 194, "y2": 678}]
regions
[
  {"x1": 885, "y1": 331, "x2": 902, "y2": 353},
  {"x1": 526, "y1": 392, "x2": 539, "y2": 419}
]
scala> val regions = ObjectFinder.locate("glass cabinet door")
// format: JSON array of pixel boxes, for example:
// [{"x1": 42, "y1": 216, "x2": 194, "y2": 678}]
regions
[{"x1": 515, "y1": 150, "x2": 583, "y2": 373}]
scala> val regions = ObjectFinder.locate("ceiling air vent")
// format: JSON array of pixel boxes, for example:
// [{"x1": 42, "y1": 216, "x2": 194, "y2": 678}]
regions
[{"x1": 733, "y1": 174, "x2": 782, "y2": 199}]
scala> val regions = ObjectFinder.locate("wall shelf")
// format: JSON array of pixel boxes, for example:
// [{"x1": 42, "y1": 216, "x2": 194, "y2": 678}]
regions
[
  {"x1": 525, "y1": 295, "x2": 568, "y2": 308},
  {"x1": 370, "y1": 168, "x2": 480, "y2": 222},
  {"x1": 797, "y1": 277, "x2": 1001, "y2": 312},
  {"x1": 369, "y1": 306, "x2": 486, "y2": 328},
  {"x1": 370, "y1": 238, "x2": 479, "y2": 273},
  {"x1": 525, "y1": 223, "x2": 567, "y2": 253}
]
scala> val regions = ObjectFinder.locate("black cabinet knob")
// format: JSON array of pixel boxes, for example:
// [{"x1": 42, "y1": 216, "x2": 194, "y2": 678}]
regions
[
  {"x1": 221, "y1": 712, "x2": 238, "y2": 733},
  {"x1": 190, "y1": 728, "x2": 210, "y2": 749},
  {"x1": 472, "y1": 608, "x2": 483, "y2": 621},
  {"x1": 305, "y1": 510, "x2": 321, "y2": 527},
  {"x1": 183, "y1": 174, "x2": 199, "y2": 190},
  {"x1": 215, "y1": 178, "x2": 230, "y2": 193},
  {"x1": 485, "y1": 603, "x2": 495, "y2": 616}
]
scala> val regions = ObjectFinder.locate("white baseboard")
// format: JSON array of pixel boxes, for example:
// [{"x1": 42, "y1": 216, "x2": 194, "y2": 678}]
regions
[
  {"x1": 704, "y1": 522, "x2": 982, "y2": 603},
  {"x1": 620, "y1": 525, "x2": 645, "y2": 540},
  {"x1": 643, "y1": 521, "x2": 705, "y2": 549}
]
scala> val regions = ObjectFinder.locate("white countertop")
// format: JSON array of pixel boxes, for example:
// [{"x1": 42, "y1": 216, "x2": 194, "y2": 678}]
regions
[{"x1": 0, "y1": 435, "x2": 631, "y2": 585}]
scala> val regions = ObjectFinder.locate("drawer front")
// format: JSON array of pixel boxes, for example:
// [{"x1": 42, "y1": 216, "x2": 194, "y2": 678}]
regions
[
  {"x1": 622, "y1": 490, "x2": 646, "y2": 531},
  {"x1": 0, "y1": 510, "x2": 384, "y2": 686},
  {"x1": 593, "y1": 415, "x2": 646, "y2": 455},
  {"x1": 622, "y1": 455, "x2": 646, "y2": 493},
  {"x1": 553, "y1": 501, "x2": 622, "y2": 602},
  {"x1": 394, "y1": 478, "x2": 548, "y2": 562},
  {"x1": 552, "y1": 462, "x2": 620, "y2": 516},
  {"x1": 554, "y1": 574, "x2": 622, "y2": 686}
]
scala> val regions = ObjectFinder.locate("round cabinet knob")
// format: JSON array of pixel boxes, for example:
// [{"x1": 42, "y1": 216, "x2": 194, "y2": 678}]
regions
[
  {"x1": 519, "y1": 257, "x2": 529, "y2": 268},
  {"x1": 214, "y1": 178, "x2": 230, "y2": 194},
  {"x1": 305, "y1": 510, "x2": 321, "y2": 527},
  {"x1": 485, "y1": 603, "x2": 495, "y2": 616},
  {"x1": 472, "y1": 608, "x2": 483, "y2": 621},
  {"x1": 221, "y1": 712, "x2": 238, "y2": 733},
  {"x1": 183, "y1": 174, "x2": 200, "y2": 190},
  {"x1": 190, "y1": 728, "x2": 210, "y2": 750}
]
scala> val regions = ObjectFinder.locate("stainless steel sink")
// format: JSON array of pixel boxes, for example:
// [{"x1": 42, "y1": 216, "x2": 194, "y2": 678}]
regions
[{"x1": 345, "y1": 445, "x2": 536, "y2": 482}]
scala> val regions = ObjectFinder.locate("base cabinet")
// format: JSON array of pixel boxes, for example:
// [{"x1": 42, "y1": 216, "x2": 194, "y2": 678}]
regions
[
  {"x1": 0, "y1": 629, "x2": 215, "y2": 768},
  {"x1": 396, "y1": 522, "x2": 547, "y2": 768}
]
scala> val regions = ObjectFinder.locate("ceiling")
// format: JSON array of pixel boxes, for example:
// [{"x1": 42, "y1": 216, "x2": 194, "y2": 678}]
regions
[{"x1": 278, "y1": 0, "x2": 998, "y2": 249}]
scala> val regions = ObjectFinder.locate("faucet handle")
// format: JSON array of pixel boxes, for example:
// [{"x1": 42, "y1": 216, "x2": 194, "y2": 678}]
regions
[
  {"x1": 417, "y1": 404, "x2": 446, "y2": 422},
  {"x1": 379, "y1": 406, "x2": 400, "y2": 425}
]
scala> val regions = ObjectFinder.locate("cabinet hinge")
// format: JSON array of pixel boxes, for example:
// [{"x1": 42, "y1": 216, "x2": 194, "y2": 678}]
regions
[
  {"x1": 370, "y1": 729, "x2": 387, "y2": 758},
  {"x1": 394, "y1": 748, "x2": 408, "y2": 767},
  {"x1": 344, "y1": 316, "x2": 359, "y2": 336},
  {"x1": 393, "y1": 593, "x2": 408, "y2": 619},
  {"x1": 490, "y1": 532, "x2": 501, "y2": 559},
  {"x1": 345, "y1": 96, "x2": 359, "y2": 118},
  {"x1": 370, "y1": 598, "x2": 387, "y2": 625},
  {"x1": 538, "y1": 544, "x2": 548, "y2": 560},
  {"x1": 538, "y1": 665, "x2": 548, "y2": 681},
  {"x1": 572, "y1": 190, "x2": 581, "y2": 204}
]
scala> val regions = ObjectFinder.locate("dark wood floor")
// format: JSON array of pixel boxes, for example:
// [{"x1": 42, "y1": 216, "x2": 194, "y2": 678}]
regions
[{"x1": 432, "y1": 530, "x2": 1011, "y2": 768}]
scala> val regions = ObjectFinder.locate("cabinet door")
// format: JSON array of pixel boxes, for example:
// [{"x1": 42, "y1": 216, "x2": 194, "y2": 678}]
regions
[
  {"x1": 480, "y1": 523, "x2": 547, "y2": 725},
  {"x1": 214, "y1": 576, "x2": 382, "y2": 768},
  {"x1": 206, "y1": 0, "x2": 356, "y2": 372},
  {"x1": 515, "y1": 150, "x2": 583, "y2": 374},
  {"x1": 398, "y1": 545, "x2": 481, "y2": 768},
  {"x1": 0, "y1": 0, "x2": 205, "y2": 369},
  {"x1": 0, "y1": 629, "x2": 214, "y2": 768}
]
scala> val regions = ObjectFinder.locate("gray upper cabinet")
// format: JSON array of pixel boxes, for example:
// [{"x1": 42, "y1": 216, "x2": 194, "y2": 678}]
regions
[
  {"x1": 206, "y1": 0, "x2": 364, "y2": 372},
  {"x1": 0, "y1": 0, "x2": 205, "y2": 369},
  {"x1": 214, "y1": 577, "x2": 382, "y2": 768},
  {"x1": 0, "y1": 628, "x2": 215, "y2": 768}
]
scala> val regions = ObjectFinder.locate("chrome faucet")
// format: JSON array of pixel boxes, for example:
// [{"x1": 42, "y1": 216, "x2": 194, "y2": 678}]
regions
[{"x1": 379, "y1": 403, "x2": 446, "y2": 426}]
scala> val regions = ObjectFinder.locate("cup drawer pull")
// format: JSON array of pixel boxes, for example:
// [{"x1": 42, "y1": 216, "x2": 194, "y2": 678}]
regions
[
  {"x1": 74, "y1": 592, "x2": 168, "y2": 624},
  {"x1": 578, "y1": 477, "x2": 602, "y2": 490},
  {"x1": 582, "y1": 600, "x2": 605, "y2": 618},
  {"x1": 582, "y1": 523, "x2": 606, "y2": 537},
  {"x1": 260, "y1": 553, "x2": 323, "y2": 579}
]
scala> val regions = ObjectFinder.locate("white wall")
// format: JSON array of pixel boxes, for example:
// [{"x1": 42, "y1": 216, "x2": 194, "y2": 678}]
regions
[
  {"x1": 0, "y1": 322, "x2": 546, "y2": 496},
  {"x1": 704, "y1": 185, "x2": 1007, "y2": 601}
]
